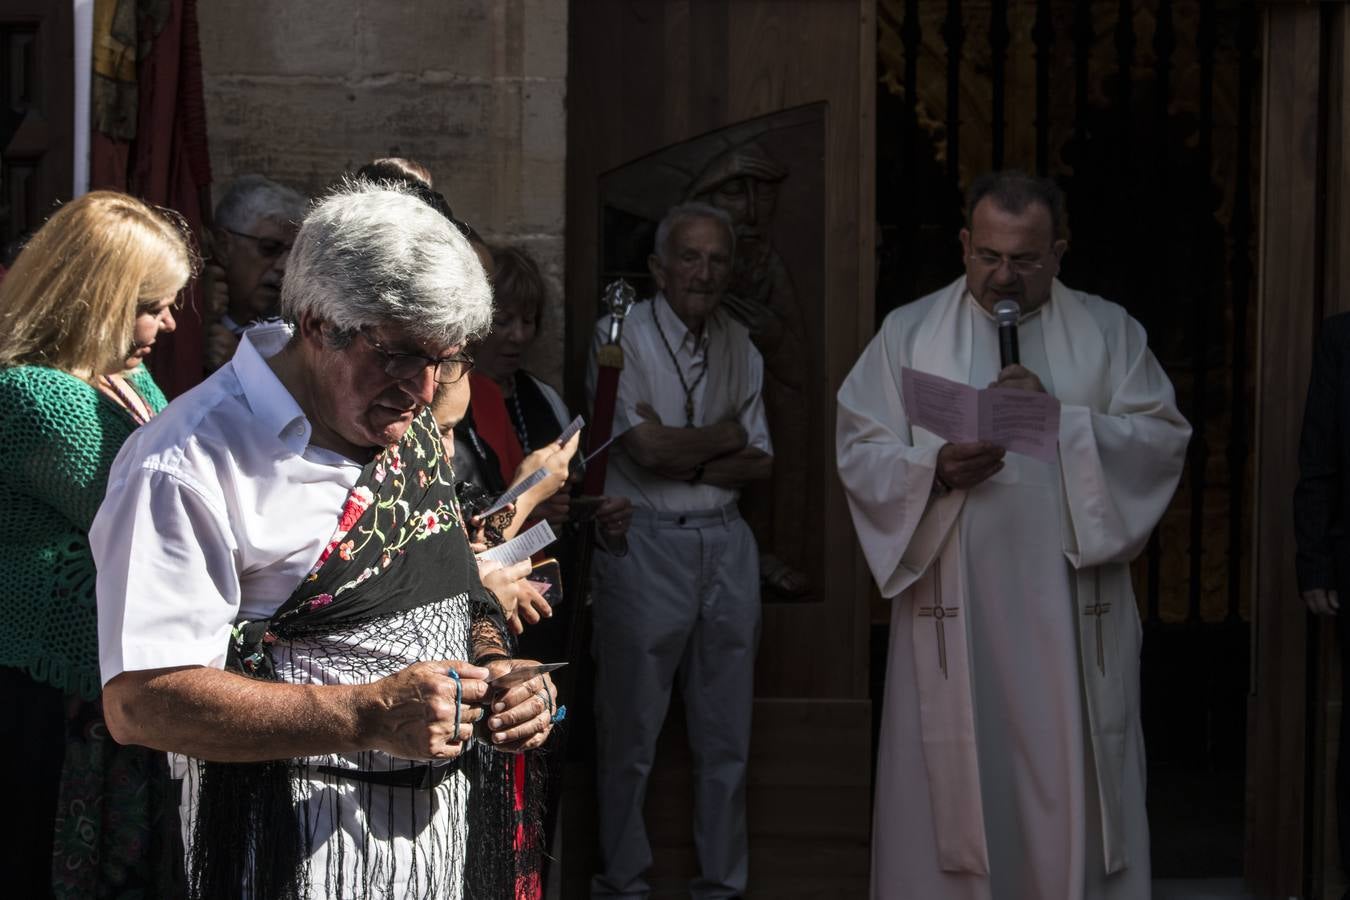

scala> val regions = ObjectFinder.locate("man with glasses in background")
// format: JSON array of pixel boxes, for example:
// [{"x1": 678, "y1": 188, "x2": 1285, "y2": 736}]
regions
[
  {"x1": 836, "y1": 171, "x2": 1190, "y2": 898},
  {"x1": 587, "y1": 202, "x2": 772, "y2": 900},
  {"x1": 205, "y1": 174, "x2": 307, "y2": 369}
]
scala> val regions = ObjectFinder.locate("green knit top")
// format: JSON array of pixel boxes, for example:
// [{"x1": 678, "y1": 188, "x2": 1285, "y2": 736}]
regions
[{"x1": 0, "y1": 365, "x2": 167, "y2": 699}]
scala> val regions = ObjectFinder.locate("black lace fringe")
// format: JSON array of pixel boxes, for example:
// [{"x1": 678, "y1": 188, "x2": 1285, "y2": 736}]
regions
[
  {"x1": 185, "y1": 595, "x2": 534, "y2": 899},
  {"x1": 188, "y1": 758, "x2": 307, "y2": 900},
  {"x1": 188, "y1": 747, "x2": 547, "y2": 899},
  {"x1": 465, "y1": 742, "x2": 549, "y2": 900}
]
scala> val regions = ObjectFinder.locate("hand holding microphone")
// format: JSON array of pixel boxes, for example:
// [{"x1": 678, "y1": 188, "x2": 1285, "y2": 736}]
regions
[
  {"x1": 994, "y1": 298, "x2": 1020, "y2": 368},
  {"x1": 991, "y1": 298, "x2": 1045, "y2": 393},
  {"x1": 933, "y1": 297, "x2": 1037, "y2": 492}
]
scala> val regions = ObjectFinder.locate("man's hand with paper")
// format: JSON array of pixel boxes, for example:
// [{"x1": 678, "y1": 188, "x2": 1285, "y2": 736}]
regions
[{"x1": 901, "y1": 365, "x2": 1062, "y2": 492}]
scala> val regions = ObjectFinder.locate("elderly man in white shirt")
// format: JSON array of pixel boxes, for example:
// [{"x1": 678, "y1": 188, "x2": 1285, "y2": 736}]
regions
[
  {"x1": 92, "y1": 180, "x2": 558, "y2": 900},
  {"x1": 586, "y1": 202, "x2": 773, "y2": 900}
]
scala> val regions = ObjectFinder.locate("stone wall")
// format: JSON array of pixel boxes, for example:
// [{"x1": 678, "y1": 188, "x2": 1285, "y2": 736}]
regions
[{"x1": 197, "y1": 0, "x2": 568, "y2": 385}]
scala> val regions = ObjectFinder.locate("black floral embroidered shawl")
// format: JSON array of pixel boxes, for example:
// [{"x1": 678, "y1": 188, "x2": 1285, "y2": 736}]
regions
[{"x1": 187, "y1": 409, "x2": 514, "y2": 900}]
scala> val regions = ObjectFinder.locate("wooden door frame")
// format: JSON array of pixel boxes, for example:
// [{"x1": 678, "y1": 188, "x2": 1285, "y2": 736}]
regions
[
  {"x1": 1, "y1": 0, "x2": 75, "y2": 236},
  {"x1": 1248, "y1": 3, "x2": 1350, "y2": 896},
  {"x1": 1306, "y1": 6, "x2": 1350, "y2": 899},
  {"x1": 562, "y1": 0, "x2": 877, "y2": 890},
  {"x1": 562, "y1": 0, "x2": 877, "y2": 704}
]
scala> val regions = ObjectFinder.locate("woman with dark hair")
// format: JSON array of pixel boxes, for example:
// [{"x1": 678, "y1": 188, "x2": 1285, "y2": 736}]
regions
[
  {"x1": 0, "y1": 191, "x2": 195, "y2": 897},
  {"x1": 355, "y1": 156, "x2": 435, "y2": 188},
  {"x1": 458, "y1": 245, "x2": 632, "y2": 575},
  {"x1": 356, "y1": 158, "x2": 573, "y2": 633},
  {"x1": 450, "y1": 246, "x2": 632, "y2": 896},
  {"x1": 354, "y1": 166, "x2": 575, "y2": 898}
]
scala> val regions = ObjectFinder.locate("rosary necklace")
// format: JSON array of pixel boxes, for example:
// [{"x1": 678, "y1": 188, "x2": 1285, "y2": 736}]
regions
[
  {"x1": 652, "y1": 310, "x2": 706, "y2": 427},
  {"x1": 507, "y1": 380, "x2": 532, "y2": 453}
]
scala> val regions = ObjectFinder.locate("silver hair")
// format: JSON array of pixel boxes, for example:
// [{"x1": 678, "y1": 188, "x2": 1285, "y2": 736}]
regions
[
  {"x1": 214, "y1": 174, "x2": 306, "y2": 232},
  {"x1": 653, "y1": 202, "x2": 736, "y2": 264},
  {"x1": 280, "y1": 178, "x2": 493, "y2": 348}
]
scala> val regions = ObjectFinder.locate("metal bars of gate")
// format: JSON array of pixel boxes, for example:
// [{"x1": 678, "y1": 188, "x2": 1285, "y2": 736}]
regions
[
  {"x1": 942, "y1": 0, "x2": 964, "y2": 181},
  {"x1": 1228, "y1": 1, "x2": 1257, "y2": 625},
  {"x1": 1186, "y1": 0, "x2": 1218, "y2": 626},
  {"x1": 885, "y1": 0, "x2": 1258, "y2": 627}
]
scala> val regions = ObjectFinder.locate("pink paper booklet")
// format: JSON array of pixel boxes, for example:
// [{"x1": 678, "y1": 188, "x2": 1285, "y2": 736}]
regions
[{"x1": 899, "y1": 367, "x2": 1061, "y2": 463}]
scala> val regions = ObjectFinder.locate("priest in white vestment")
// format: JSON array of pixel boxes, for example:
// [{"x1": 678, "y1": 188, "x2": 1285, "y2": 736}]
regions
[{"x1": 837, "y1": 172, "x2": 1189, "y2": 899}]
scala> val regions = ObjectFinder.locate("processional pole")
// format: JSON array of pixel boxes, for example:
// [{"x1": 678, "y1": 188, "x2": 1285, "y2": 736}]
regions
[
  {"x1": 564, "y1": 277, "x2": 635, "y2": 663},
  {"x1": 582, "y1": 278, "x2": 636, "y2": 496},
  {"x1": 565, "y1": 278, "x2": 634, "y2": 662},
  {"x1": 552, "y1": 279, "x2": 637, "y2": 875}
]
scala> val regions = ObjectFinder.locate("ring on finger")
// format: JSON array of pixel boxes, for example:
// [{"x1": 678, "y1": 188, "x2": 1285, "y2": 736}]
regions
[{"x1": 446, "y1": 668, "x2": 463, "y2": 735}]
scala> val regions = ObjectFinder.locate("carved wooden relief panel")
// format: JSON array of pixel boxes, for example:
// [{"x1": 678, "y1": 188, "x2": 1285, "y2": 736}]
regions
[{"x1": 598, "y1": 103, "x2": 826, "y2": 603}]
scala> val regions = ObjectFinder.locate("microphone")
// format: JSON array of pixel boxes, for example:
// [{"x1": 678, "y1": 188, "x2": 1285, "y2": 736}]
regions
[{"x1": 993, "y1": 298, "x2": 1021, "y2": 369}]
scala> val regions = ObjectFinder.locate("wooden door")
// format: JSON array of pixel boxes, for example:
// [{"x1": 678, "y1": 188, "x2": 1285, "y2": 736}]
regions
[
  {"x1": 1, "y1": 0, "x2": 73, "y2": 247},
  {"x1": 1248, "y1": 2, "x2": 1350, "y2": 897},
  {"x1": 565, "y1": 2, "x2": 876, "y2": 894}
]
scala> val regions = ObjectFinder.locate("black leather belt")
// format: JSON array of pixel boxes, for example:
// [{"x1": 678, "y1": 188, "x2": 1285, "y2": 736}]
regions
[{"x1": 313, "y1": 758, "x2": 461, "y2": 790}]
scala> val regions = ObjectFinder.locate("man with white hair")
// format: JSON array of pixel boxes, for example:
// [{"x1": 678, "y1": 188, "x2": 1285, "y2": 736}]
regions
[
  {"x1": 92, "y1": 180, "x2": 558, "y2": 899},
  {"x1": 587, "y1": 202, "x2": 772, "y2": 899},
  {"x1": 205, "y1": 174, "x2": 306, "y2": 369}
]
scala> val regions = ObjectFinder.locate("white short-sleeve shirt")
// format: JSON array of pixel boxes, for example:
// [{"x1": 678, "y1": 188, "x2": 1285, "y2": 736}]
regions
[
  {"x1": 94, "y1": 324, "x2": 482, "y2": 894},
  {"x1": 93, "y1": 323, "x2": 363, "y2": 685}
]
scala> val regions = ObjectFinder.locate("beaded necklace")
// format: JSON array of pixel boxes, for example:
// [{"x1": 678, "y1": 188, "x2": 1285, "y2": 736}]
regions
[
  {"x1": 652, "y1": 309, "x2": 706, "y2": 427},
  {"x1": 506, "y1": 379, "x2": 532, "y2": 453}
]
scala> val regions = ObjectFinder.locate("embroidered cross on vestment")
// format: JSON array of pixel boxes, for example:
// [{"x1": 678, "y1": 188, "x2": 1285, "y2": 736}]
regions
[
  {"x1": 917, "y1": 604, "x2": 960, "y2": 679},
  {"x1": 1082, "y1": 601, "x2": 1112, "y2": 675}
]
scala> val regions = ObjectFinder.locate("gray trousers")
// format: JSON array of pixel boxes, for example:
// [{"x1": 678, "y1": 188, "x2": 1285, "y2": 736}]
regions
[{"x1": 590, "y1": 504, "x2": 761, "y2": 900}]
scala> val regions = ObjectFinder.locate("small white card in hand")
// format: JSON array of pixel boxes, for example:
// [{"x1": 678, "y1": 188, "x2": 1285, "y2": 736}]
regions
[
  {"x1": 477, "y1": 521, "x2": 557, "y2": 566},
  {"x1": 480, "y1": 468, "x2": 548, "y2": 518},
  {"x1": 900, "y1": 366, "x2": 1061, "y2": 463},
  {"x1": 556, "y1": 415, "x2": 584, "y2": 447}
]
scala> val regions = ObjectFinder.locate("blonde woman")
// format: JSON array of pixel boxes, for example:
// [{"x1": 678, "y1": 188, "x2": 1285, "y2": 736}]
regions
[{"x1": 0, "y1": 191, "x2": 194, "y2": 897}]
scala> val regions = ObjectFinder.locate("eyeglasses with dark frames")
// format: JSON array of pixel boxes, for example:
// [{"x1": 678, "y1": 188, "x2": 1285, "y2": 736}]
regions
[
  {"x1": 225, "y1": 228, "x2": 293, "y2": 259},
  {"x1": 359, "y1": 330, "x2": 474, "y2": 385}
]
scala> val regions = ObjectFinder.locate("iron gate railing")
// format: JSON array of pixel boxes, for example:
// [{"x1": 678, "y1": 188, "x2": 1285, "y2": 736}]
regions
[{"x1": 875, "y1": 0, "x2": 1262, "y2": 875}]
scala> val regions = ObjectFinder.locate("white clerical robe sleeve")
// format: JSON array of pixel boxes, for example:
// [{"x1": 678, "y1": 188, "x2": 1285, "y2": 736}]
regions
[
  {"x1": 836, "y1": 324, "x2": 962, "y2": 598},
  {"x1": 1058, "y1": 316, "x2": 1190, "y2": 569},
  {"x1": 93, "y1": 467, "x2": 242, "y2": 684}
]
